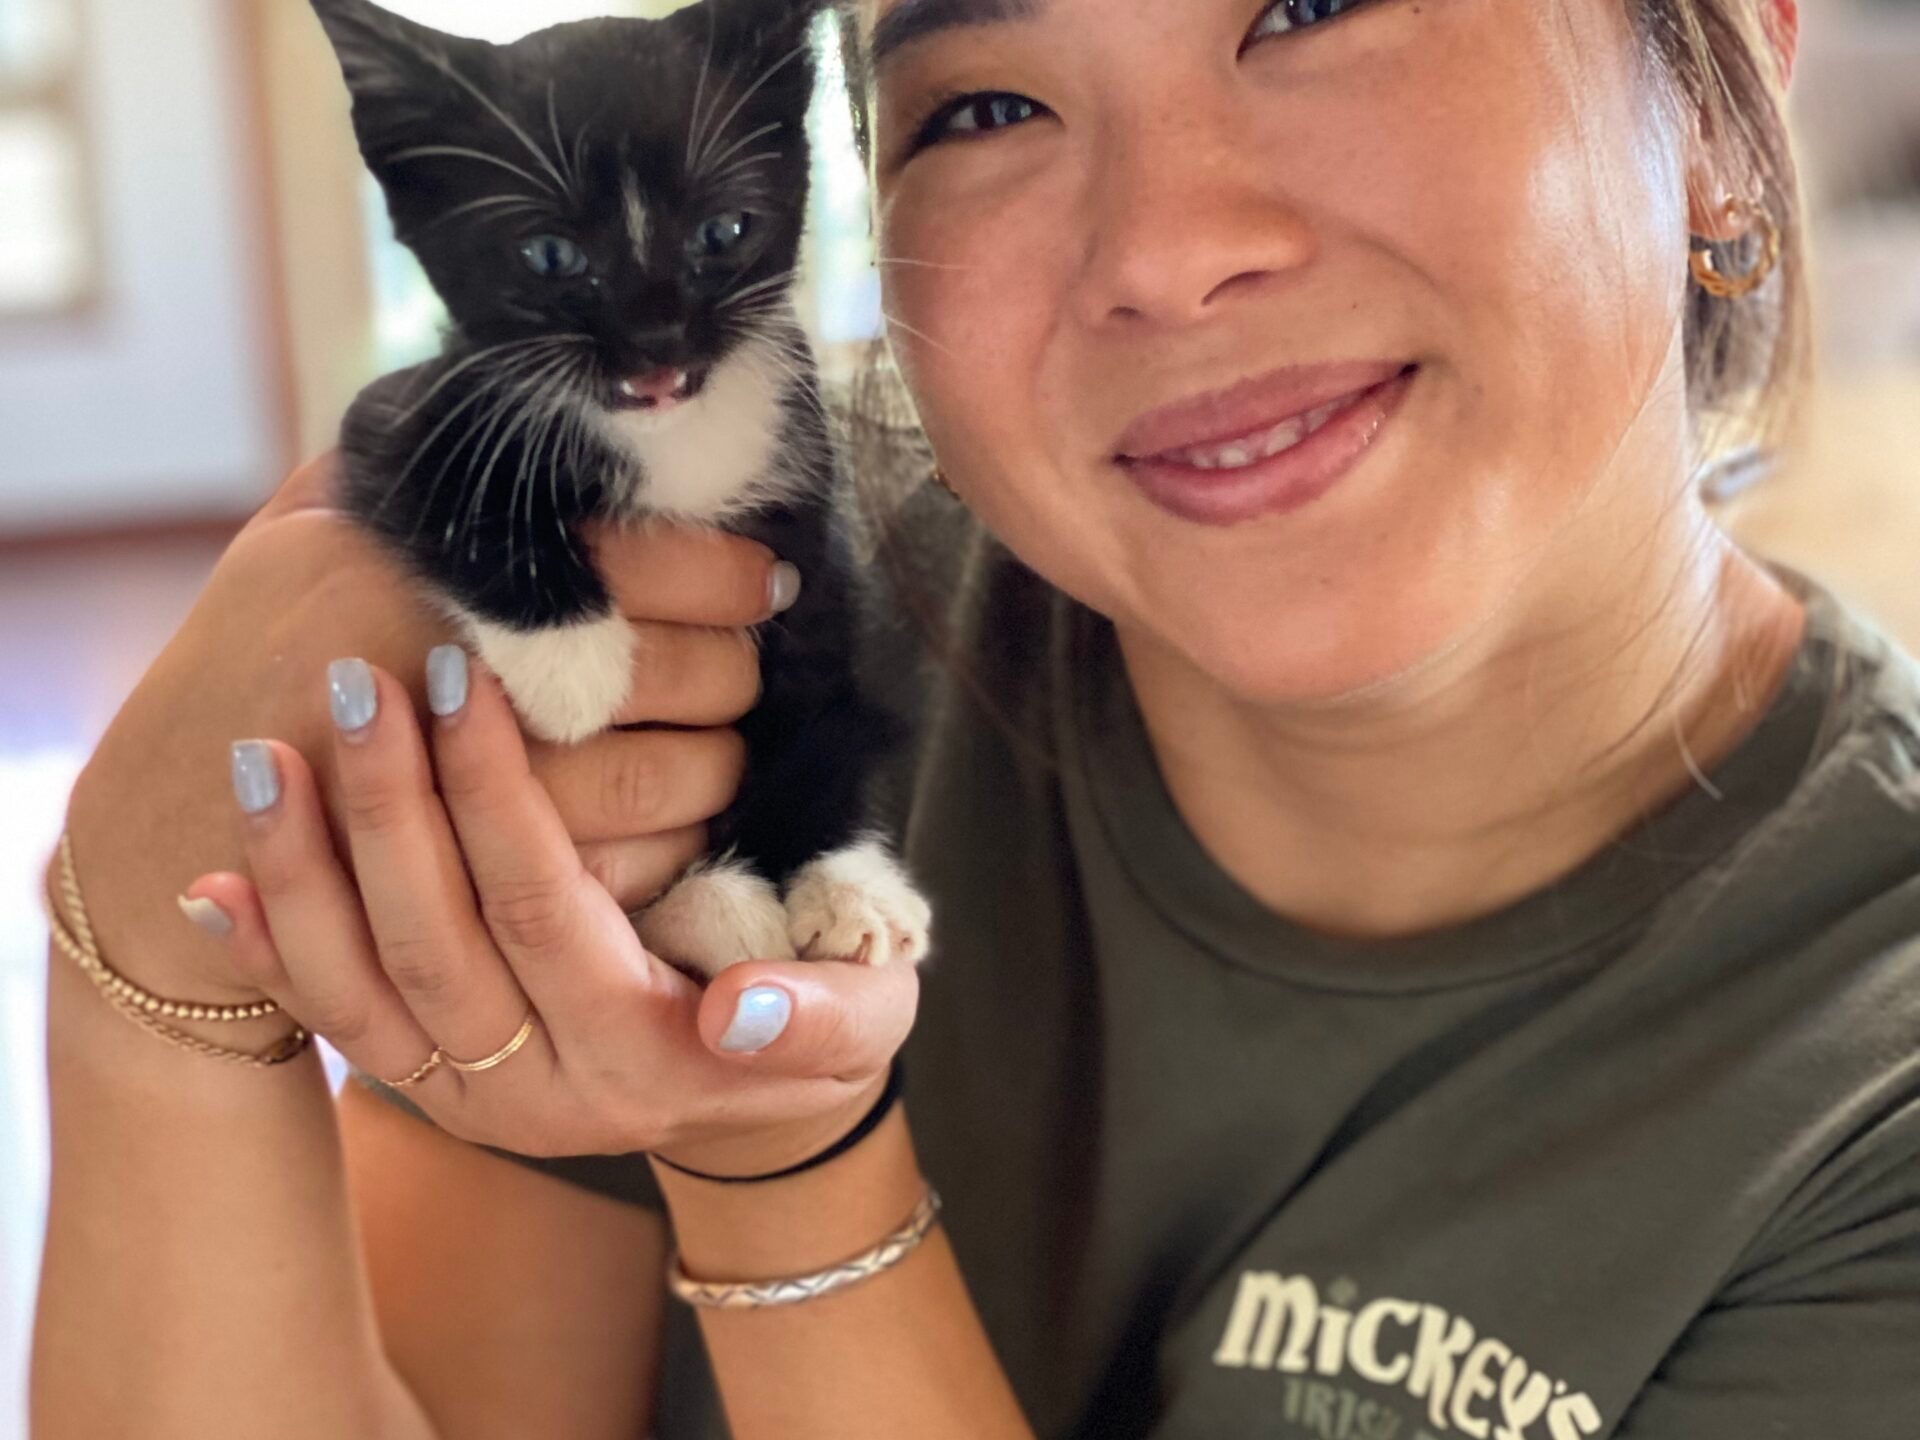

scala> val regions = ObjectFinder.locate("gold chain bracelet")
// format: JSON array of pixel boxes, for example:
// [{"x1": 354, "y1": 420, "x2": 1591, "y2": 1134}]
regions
[{"x1": 44, "y1": 831, "x2": 312, "y2": 1068}]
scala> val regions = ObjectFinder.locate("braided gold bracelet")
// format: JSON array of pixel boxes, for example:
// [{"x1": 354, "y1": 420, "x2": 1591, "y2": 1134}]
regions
[
  {"x1": 44, "y1": 831, "x2": 311, "y2": 1068},
  {"x1": 665, "y1": 1186, "x2": 943, "y2": 1310}
]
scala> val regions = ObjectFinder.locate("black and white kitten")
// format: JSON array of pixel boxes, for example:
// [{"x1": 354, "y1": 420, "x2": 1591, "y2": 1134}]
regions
[{"x1": 310, "y1": 0, "x2": 929, "y2": 976}]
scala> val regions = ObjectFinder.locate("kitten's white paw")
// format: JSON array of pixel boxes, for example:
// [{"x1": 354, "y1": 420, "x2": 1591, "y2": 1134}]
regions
[
  {"x1": 784, "y1": 840, "x2": 932, "y2": 968},
  {"x1": 635, "y1": 858, "x2": 796, "y2": 981},
  {"x1": 466, "y1": 612, "x2": 634, "y2": 744}
]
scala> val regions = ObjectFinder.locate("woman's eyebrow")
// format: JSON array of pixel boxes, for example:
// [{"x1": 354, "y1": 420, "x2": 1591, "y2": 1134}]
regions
[{"x1": 867, "y1": 0, "x2": 1045, "y2": 74}]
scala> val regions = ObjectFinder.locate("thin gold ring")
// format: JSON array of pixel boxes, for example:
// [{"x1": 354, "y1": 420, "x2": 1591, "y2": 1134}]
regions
[
  {"x1": 443, "y1": 1011, "x2": 538, "y2": 1073},
  {"x1": 384, "y1": 1048, "x2": 445, "y2": 1090}
]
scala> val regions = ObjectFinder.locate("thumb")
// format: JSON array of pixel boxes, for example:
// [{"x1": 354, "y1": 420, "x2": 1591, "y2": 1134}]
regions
[{"x1": 695, "y1": 956, "x2": 919, "y2": 1083}]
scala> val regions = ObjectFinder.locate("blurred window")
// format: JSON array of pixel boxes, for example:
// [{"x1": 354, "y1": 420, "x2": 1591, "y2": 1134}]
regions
[
  {"x1": 365, "y1": 2, "x2": 877, "y2": 374},
  {"x1": 0, "y1": 0, "x2": 96, "y2": 315}
]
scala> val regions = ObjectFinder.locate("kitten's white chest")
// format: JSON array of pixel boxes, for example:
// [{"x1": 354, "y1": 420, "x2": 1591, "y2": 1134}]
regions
[{"x1": 597, "y1": 333, "x2": 792, "y2": 523}]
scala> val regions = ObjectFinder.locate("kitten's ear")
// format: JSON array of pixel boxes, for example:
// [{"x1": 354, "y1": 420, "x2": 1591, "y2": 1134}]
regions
[
  {"x1": 709, "y1": 0, "x2": 829, "y2": 54},
  {"x1": 308, "y1": 0, "x2": 495, "y2": 142}
]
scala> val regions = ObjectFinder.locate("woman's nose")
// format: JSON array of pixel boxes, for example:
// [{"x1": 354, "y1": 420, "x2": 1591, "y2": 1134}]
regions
[{"x1": 1069, "y1": 101, "x2": 1317, "y2": 333}]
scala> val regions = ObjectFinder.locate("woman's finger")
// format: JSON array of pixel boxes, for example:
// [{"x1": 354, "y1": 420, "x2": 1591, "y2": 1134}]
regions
[
  {"x1": 533, "y1": 726, "x2": 746, "y2": 845},
  {"x1": 325, "y1": 657, "x2": 535, "y2": 1066},
  {"x1": 694, "y1": 956, "x2": 921, "y2": 1084},
  {"x1": 428, "y1": 649, "x2": 679, "y2": 1024},
  {"x1": 577, "y1": 828, "x2": 709, "y2": 912},
  {"x1": 224, "y1": 739, "x2": 445, "y2": 1085},
  {"x1": 610, "y1": 622, "x2": 761, "y2": 728},
  {"x1": 585, "y1": 522, "x2": 797, "y2": 628}
]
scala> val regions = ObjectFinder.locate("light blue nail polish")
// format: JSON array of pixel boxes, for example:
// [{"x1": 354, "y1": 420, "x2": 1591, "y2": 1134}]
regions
[
  {"x1": 427, "y1": 645, "x2": 469, "y2": 717},
  {"x1": 768, "y1": 561, "x2": 802, "y2": 616},
  {"x1": 329, "y1": 658, "x2": 377, "y2": 734},
  {"x1": 231, "y1": 741, "x2": 280, "y2": 815},
  {"x1": 719, "y1": 986, "x2": 792, "y2": 1054}
]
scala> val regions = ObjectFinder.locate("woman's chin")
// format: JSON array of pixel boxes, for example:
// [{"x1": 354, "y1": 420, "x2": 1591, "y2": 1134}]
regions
[{"x1": 1124, "y1": 579, "x2": 1490, "y2": 713}]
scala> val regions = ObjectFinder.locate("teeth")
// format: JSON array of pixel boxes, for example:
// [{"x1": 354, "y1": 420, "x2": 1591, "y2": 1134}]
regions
[{"x1": 1160, "y1": 395, "x2": 1354, "y2": 471}]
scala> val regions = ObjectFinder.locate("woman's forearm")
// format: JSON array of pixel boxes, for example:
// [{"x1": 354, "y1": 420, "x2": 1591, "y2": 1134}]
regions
[
  {"x1": 655, "y1": 1107, "x2": 1034, "y2": 1440},
  {"x1": 32, "y1": 942, "x2": 437, "y2": 1440}
]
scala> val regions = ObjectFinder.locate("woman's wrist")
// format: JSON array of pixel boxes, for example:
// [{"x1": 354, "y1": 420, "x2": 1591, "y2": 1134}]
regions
[{"x1": 652, "y1": 1097, "x2": 927, "y2": 1284}]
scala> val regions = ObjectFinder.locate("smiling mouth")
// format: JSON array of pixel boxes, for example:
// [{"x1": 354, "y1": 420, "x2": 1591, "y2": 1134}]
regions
[
  {"x1": 1115, "y1": 362, "x2": 1420, "y2": 472},
  {"x1": 1129, "y1": 393, "x2": 1363, "y2": 470}
]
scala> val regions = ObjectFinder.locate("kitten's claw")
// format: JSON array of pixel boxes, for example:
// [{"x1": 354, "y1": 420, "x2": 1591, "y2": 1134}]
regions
[
  {"x1": 634, "y1": 858, "x2": 795, "y2": 981},
  {"x1": 784, "y1": 841, "x2": 932, "y2": 968}
]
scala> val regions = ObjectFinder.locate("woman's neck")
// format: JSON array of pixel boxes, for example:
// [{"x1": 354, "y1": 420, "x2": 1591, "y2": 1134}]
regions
[{"x1": 1117, "y1": 506, "x2": 1809, "y2": 943}]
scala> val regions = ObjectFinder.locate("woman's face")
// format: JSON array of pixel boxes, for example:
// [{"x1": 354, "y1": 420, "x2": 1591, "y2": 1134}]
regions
[{"x1": 863, "y1": 0, "x2": 1700, "y2": 706}]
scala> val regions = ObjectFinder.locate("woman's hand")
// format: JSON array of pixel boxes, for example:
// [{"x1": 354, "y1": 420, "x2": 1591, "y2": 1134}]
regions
[
  {"x1": 65, "y1": 456, "x2": 787, "y2": 1011},
  {"x1": 186, "y1": 649, "x2": 918, "y2": 1172}
]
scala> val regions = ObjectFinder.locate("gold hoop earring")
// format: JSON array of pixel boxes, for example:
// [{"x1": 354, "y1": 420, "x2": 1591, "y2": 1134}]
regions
[{"x1": 1689, "y1": 200, "x2": 1781, "y2": 300}]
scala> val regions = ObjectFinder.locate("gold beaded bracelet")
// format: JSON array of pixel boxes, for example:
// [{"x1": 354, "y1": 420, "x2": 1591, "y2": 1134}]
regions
[{"x1": 44, "y1": 831, "x2": 312, "y2": 1068}]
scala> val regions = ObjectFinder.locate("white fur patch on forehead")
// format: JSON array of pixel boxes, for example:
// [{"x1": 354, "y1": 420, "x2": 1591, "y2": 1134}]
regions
[{"x1": 622, "y1": 173, "x2": 649, "y2": 260}]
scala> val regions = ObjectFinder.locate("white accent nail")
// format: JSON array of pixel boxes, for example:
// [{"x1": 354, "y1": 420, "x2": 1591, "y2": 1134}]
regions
[
  {"x1": 769, "y1": 561, "x2": 802, "y2": 616},
  {"x1": 177, "y1": 895, "x2": 234, "y2": 938}
]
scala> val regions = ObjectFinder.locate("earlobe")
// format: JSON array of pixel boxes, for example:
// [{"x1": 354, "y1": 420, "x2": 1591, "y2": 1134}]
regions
[{"x1": 1763, "y1": 0, "x2": 1799, "y2": 88}]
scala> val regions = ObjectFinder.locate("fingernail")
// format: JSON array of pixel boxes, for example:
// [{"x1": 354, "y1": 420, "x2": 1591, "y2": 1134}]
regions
[
  {"x1": 230, "y1": 741, "x2": 280, "y2": 815},
  {"x1": 719, "y1": 985, "x2": 792, "y2": 1054},
  {"x1": 177, "y1": 895, "x2": 234, "y2": 937},
  {"x1": 768, "y1": 561, "x2": 802, "y2": 616},
  {"x1": 329, "y1": 658, "x2": 378, "y2": 735},
  {"x1": 427, "y1": 645, "x2": 469, "y2": 717}
]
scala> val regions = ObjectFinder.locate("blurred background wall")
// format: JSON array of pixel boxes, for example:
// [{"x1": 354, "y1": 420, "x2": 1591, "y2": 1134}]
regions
[{"x1": 0, "y1": 1, "x2": 1916, "y2": 1435}]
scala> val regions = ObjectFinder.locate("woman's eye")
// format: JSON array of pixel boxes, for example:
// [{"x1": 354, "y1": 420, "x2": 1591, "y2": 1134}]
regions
[
  {"x1": 1247, "y1": 0, "x2": 1365, "y2": 43},
  {"x1": 520, "y1": 235, "x2": 588, "y2": 279},
  {"x1": 687, "y1": 210, "x2": 753, "y2": 263},
  {"x1": 913, "y1": 92, "x2": 1043, "y2": 152}
]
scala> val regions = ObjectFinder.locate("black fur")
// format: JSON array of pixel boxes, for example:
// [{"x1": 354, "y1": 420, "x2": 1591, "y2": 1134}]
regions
[{"x1": 313, "y1": 0, "x2": 901, "y2": 902}]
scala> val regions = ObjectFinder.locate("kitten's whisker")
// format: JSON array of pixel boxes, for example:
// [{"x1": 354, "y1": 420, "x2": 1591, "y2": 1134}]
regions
[
  {"x1": 711, "y1": 151, "x2": 784, "y2": 184},
  {"x1": 386, "y1": 336, "x2": 586, "y2": 428},
  {"x1": 404, "y1": 42, "x2": 574, "y2": 200},
  {"x1": 460, "y1": 350, "x2": 579, "y2": 559},
  {"x1": 702, "y1": 120, "x2": 785, "y2": 177},
  {"x1": 874, "y1": 255, "x2": 971, "y2": 273},
  {"x1": 571, "y1": 122, "x2": 592, "y2": 188},
  {"x1": 695, "y1": 39, "x2": 811, "y2": 176},
  {"x1": 687, "y1": 10, "x2": 719, "y2": 172},
  {"x1": 716, "y1": 267, "x2": 799, "y2": 309},
  {"x1": 419, "y1": 194, "x2": 555, "y2": 235},
  {"x1": 546, "y1": 79, "x2": 577, "y2": 191},
  {"x1": 387, "y1": 145, "x2": 560, "y2": 197},
  {"x1": 882, "y1": 310, "x2": 960, "y2": 360},
  {"x1": 508, "y1": 357, "x2": 587, "y2": 580},
  {"x1": 413, "y1": 344, "x2": 574, "y2": 543}
]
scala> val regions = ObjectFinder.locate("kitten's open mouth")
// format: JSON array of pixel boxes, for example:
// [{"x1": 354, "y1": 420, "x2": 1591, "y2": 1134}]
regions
[{"x1": 612, "y1": 364, "x2": 710, "y2": 412}]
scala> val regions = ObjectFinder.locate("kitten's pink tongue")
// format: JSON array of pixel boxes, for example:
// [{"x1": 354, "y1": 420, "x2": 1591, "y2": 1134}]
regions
[{"x1": 619, "y1": 367, "x2": 693, "y2": 409}]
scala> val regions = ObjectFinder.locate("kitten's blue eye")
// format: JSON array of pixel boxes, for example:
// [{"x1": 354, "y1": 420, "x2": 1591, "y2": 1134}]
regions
[
  {"x1": 915, "y1": 93, "x2": 1042, "y2": 151},
  {"x1": 1248, "y1": 0, "x2": 1365, "y2": 42},
  {"x1": 521, "y1": 235, "x2": 588, "y2": 279},
  {"x1": 688, "y1": 211, "x2": 752, "y2": 262}
]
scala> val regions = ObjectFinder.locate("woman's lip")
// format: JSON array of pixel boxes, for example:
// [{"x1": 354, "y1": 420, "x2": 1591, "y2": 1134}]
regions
[
  {"x1": 1114, "y1": 359, "x2": 1416, "y2": 461},
  {"x1": 1119, "y1": 368, "x2": 1416, "y2": 527}
]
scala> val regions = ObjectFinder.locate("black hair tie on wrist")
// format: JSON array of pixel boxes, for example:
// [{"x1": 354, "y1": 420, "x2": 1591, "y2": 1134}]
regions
[{"x1": 653, "y1": 1058, "x2": 906, "y2": 1185}]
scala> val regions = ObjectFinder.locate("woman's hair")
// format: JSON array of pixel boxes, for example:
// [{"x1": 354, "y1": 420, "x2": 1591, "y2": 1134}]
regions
[
  {"x1": 1642, "y1": 0, "x2": 1812, "y2": 474},
  {"x1": 833, "y1": 0, "x2": 1813, "y2": 480}
]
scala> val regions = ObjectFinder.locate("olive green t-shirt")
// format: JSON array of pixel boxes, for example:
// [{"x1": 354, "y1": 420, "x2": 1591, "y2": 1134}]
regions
[{"x1": 357, "y1": 499, "x2": 1920, "y2": 1439}]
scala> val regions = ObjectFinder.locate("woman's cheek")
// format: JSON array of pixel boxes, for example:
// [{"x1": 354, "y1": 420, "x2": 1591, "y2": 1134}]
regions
[{"x1": 878, "y1": 174, "x2": 1061, "y2": 461}]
